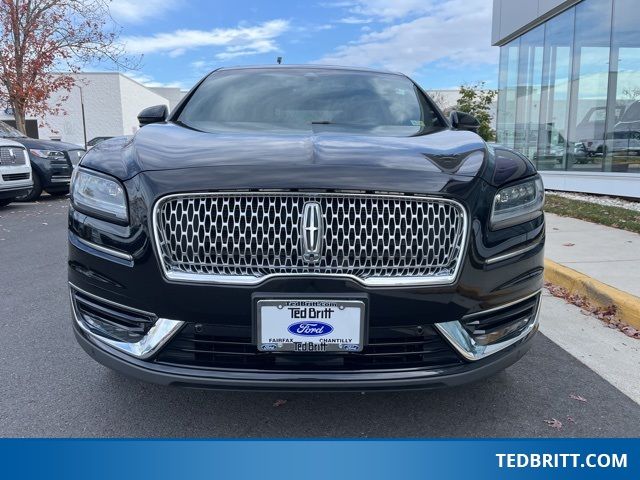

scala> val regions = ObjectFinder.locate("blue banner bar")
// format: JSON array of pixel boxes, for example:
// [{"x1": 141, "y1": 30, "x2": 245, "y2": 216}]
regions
[{"x1": 0, "y1": 439, "x2": 637, "y2": 479}]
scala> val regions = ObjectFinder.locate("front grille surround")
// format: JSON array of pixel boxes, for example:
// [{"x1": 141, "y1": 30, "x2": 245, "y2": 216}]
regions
[{"x1": 152, "y1": 192, "x2": 468, "y2": 287}]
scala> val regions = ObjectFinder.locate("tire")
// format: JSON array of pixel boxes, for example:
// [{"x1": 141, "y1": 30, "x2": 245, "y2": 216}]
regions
[
  {"x1": 0, "y1": 198, "x2": 13, "y2": 207},
  {"x1": 46, "y1": 188, "x2": 69, "y2": 197},
  {"x1": 15, "y1": 173, "x2": 43, "y2": 202}
]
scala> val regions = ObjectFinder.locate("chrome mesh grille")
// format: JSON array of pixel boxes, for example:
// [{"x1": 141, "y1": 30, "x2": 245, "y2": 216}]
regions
[
  {"x1": 153, "y1": 193, "x2": 467, "y2": 285},
  {"x1": 0, "y1": 147, "x2": 27, "y2": 166}
]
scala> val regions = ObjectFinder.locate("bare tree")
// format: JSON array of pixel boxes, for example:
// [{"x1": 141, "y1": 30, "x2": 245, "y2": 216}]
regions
[
  {"x1": 427, "y1": 90, "x2": 449, "y2": 111},
  {"x1": 0, "y1": 0, "x2": 137, "y2": 134},
  {"x1": 622, "y1": 86, "x2": 640, "y2": 101}
]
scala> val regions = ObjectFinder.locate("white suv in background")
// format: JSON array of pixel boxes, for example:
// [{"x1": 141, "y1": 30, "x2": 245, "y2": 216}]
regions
[{"x1": 0, "y1": 138, "x2": 33, "y2": 207}]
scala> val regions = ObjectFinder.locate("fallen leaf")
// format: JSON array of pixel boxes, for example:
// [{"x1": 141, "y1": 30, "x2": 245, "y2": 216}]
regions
[
  {"x1": 569, "y1": 394, "x2": 587, "y2": 403},
  {"x1": 621, "y1": 326, "x2": 640, "y2": 339},
  {"x1": 273, "y1": 399, "x2": 287, "y2": 407},
  {"x1": 562, "y1": 242, "x2": 575, "y2": 247},
  {"x1": 544, "y1": 418, "x2": 563, "y2": 430},
  {"x1": 544, "y1": 283, "x2": 637, "y2": 340}
]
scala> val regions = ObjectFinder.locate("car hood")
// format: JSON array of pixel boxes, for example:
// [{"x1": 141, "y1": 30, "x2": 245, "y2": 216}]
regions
[
  {"x1": 0, "y1": 138, "x2": 25, "y2": 148},
  {"x1": 83, "y1": 123, "x2": 489, "y2": 184},
  {"x1": 12, "y1": 137, "x2": 84, "y2": 151}
]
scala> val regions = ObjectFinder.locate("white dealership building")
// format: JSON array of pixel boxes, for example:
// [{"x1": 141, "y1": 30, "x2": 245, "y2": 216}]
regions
[{"x1": 0, "y1": 72, "x2": 186, "y2": 147}]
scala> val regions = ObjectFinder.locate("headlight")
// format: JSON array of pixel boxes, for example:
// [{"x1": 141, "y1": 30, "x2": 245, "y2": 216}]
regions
[
  {"x1": 491, "y1": 177, "x2": 544, "y2": 229},
  {"x1": 71, "y1": 168, "x2": 128, "y2": 223},
  {"x1": 29, "y1": 149, "x2": 64, "y2": 159}
]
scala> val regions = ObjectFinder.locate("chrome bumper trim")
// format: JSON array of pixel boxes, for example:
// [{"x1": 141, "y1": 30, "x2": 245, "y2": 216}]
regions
[
  {"x1": 76, "y1": 236, "x2": 133, "y2": 261},
  {"x1": 0, "y1": 181, "x2": 32, "y2": 190},
  {"x1": 435, "y1": 291, "x2": 541, "y2": 361},
  {"x1": 485, "y1": 241, "x2": 541, "y2": 265},
  {"x1": 163, "y1": 270, "x2": 465, "y2": 287},
  {"x1": 69, "y1": 283, "x2": 184, "y2": 359},
  {"x1": 460, "y1": 290, "x2": 542, "y2": 319},
  {"x1": 50, "y1": 176, "x2": 71, "y2": 183}
]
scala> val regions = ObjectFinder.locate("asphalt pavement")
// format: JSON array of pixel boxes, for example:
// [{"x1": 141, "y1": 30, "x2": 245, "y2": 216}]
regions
[{"x1": 1, "y1": 196, "x2": 639, "y2": 437}]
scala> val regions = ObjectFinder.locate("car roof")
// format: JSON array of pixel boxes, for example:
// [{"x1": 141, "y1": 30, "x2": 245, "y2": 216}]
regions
[{"x1": 215, "y1": 64, "x2": 403, "y2": 76}]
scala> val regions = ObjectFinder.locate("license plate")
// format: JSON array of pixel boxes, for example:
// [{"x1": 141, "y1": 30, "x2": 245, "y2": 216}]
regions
[{"x1": 257, "y1": 299, "x2": 365, "y2": 353}]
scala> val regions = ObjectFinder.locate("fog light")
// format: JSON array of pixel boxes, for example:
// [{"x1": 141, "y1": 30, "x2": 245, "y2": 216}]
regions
[
  {"x1": 70, "y1": 284, "x2": 184, "y2": 359},
  {"x1": 435, "y1": 293, "x2": 541, "y2": 361}
]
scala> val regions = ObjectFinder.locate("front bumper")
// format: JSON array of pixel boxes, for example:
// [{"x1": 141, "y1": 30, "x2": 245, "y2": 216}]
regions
[
  {"x1": 69, "y1": 278, "x2": 541, "y2": 391},
  {"x1": 0, "y1": 185, "x2": 31, "y2": 199},
  {"x1": 73, "y1": 312, "x2": 538, "y2": 392},
  {"x1": 0, "y1": 164, "x2": 32, "y2": 198}
]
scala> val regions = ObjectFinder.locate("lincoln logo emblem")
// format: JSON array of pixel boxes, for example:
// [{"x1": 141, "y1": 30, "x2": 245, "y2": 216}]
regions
[{"x1": 301, "y1": 202, "x2": 323, "y2": 263}]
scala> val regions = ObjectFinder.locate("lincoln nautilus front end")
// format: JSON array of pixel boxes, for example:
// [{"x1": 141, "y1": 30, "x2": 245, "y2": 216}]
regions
[{"x1": 68, "y1": 66, "x2": 545, "y2": 391}]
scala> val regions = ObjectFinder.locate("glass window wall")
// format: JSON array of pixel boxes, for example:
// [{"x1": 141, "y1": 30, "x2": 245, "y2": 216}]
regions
[
  {"x1": 606, "y1": 0, "x2": 640, "y2": 174},
  {"x1": 537, "y1": 8, "x2": 574, "y2": 171},
  {"x1": 566, "y1": 0, "x2": 612, "y2": 172},
  {"x1": 515, "y1": 26, "x2": 545, "y2": 160},
  {"x1": 497, "y1": 0, "x2": 640, "y2": 176},
  {"x1": 497, "y1": 40, "x2": 520, "y2": 149}
]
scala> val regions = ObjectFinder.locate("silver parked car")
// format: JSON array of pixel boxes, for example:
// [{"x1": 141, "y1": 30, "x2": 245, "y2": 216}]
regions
[{"x1": 0, "y1": 138, "x2": 33, "y2": 207}]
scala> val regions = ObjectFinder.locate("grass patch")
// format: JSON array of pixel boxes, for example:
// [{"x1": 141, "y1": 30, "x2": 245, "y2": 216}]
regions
[{"x1": 545, "y1": 194, "x2": 640, "y2": 234}]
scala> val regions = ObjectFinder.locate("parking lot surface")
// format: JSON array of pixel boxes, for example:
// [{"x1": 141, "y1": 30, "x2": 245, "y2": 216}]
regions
[{"x1": 1, "y1": 196, "x2": 639, "y2": 437}]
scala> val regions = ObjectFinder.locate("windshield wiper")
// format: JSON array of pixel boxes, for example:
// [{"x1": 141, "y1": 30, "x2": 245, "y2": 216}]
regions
[{"x1": 310, "y1": 121, "x2": 365, "y2": 126}]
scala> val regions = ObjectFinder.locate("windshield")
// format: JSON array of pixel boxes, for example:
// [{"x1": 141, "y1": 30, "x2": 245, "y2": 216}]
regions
[
  {"x1": 0, "y1": 121, "x2": 26, "y2": 138},
  {"x1": 177, "y1": 69, "x2": 445, "y2": 136}
]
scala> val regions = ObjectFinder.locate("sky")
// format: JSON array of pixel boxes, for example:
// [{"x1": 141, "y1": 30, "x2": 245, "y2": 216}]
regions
[{"x1": 106, "y1": 0, "x2": 499, "y2": 91}]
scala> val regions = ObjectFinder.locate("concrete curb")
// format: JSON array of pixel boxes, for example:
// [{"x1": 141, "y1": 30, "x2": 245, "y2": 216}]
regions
[{"x1": 544, "y1": 259, "x2": 640, "y2": 330}]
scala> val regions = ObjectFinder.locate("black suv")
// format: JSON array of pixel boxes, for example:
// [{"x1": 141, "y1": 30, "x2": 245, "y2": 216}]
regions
[
  {"x1": 0, "y1": 121, "x2": 84, "y2": 201},
  {"x1": 68, "y1": 66, "x2": 545, "y2": 391}
]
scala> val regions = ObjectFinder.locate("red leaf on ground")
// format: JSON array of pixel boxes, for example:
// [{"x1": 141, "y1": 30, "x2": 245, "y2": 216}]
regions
[
  {"x1": 569, "y1": 394, "x2": 587, "y2": 403},
  {"x1": 544, "y1": 418, "x2": 563, "y2": 430},
  {"x1": 273, "y1": 399, "x2": 287, "y2": 407},
  {"x1": 562, "y1": 242, "x2": 575, "y2": 247}
]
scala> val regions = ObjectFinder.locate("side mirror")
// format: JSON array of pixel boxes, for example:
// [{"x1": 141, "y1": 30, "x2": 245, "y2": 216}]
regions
[
  {"x1": 138, "y1": 105, "x2": 168, "y2": 126},
  {"x1": 450, "y1": 110, "x2": 480, "y2": 133}
]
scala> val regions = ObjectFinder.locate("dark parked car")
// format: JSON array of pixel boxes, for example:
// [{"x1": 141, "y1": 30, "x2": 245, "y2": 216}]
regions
[
  {"x1": 69, "y1": 66, "x2": 545, "y2": 391},
  {"x1": 0, "y1": 121, "x2": 84, "y2": 201}
]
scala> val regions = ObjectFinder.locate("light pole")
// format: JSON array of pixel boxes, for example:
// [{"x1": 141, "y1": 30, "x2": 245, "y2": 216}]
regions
[{"x1": 78, "y1": 85, "x2": 88, "y2": 150}]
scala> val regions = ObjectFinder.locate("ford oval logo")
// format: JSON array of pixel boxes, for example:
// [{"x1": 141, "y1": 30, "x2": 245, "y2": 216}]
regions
[{"x1": 288, "y1": 321, "x2": 334, "y2": 337}]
